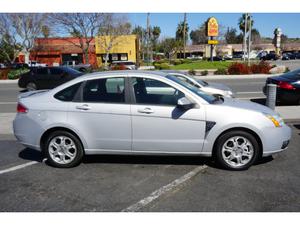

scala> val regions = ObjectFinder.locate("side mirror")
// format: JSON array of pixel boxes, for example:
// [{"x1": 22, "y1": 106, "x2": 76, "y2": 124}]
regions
[{"x1": 177, "y1": 97, "x2": 194, "y2": 110}]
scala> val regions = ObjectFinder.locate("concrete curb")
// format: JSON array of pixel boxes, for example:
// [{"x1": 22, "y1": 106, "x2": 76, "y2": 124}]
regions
[
  {"x1": 193, "y1": 73, "x2": 282, "y2": 80},
  {"x1": 0, "y1": 79, "x2": 18, "y2": 84}
]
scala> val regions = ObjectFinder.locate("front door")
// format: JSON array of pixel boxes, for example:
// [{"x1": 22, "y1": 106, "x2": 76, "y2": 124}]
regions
[
  {"x1": 67, "y1": 76, "x2": 131, "y2": 152},
  {"x1": 130, "y1": 77, "x2": 206, "y2": 154}
]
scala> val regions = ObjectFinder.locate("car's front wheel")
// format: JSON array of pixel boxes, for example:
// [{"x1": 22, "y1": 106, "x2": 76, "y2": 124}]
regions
[
  {"x1": 44, "y1": 131, "x2": 84, "y2": 168},
  {"x1": 214, "y1": 130, "x2": 260, "y2": 170}
]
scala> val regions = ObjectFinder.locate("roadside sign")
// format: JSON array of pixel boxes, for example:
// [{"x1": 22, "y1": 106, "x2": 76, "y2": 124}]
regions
[
  {"x1": 207, "y1": 17, "x2": 219, "y2": 37},
  {"x1": 208, "y1": 40, "x2": 219, "y2": 45}
]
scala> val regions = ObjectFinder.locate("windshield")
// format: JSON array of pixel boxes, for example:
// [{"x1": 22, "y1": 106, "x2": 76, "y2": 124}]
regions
[
  {"x1": 281, "y1": 69, "x2": 300, "y2": 80},
  {"x1": 166, "y1": 75, "x2": 218, "y2": 104},
  {"x1": 196, "y1": 79, "x2": 209, "y2": 86}
]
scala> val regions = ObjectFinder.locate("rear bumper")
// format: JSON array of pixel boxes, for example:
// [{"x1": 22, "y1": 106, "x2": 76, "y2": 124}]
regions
[{"x1": 13, "y1": 113, "x2": 44, "y2": 151}]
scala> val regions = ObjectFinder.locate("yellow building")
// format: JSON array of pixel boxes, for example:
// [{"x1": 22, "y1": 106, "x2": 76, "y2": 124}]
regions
[{"x1": 95, "y1": 34, "x2": 139, "y2": 67}]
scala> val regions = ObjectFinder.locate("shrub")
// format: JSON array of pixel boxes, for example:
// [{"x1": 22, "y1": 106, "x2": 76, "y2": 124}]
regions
[
  {"x1": 173, "y1": 59, "x2": 183, "y2": 65},
  {"x1": 214, "y1": 68, "x2": 227, "y2": 75},
  {"x1": 8, "y1": 68, "x2": 30, "y2": 80},
  {"x1": 158, "y1": 63, "x2": 170, "y2": 70},
  {"x1": 250, "y1": 61, "x2": 272, "y2": 74},
  {"x1": 111, "y1": 64, "x2": 127, "y2": 70},
  {"x1": 284, "y1": 67, "x2": 290, "y2": 73},
  {"x1": 201, "y1": 70, "x2": 208, "y2": 76},
  {"x1": 228, "y1": 63, "x2": 251, "y2": 75},
  {"x1": 188, "y1": 69, "x2": 196, "y2": 75}
]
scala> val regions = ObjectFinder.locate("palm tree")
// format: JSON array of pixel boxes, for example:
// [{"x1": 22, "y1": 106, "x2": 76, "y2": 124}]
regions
[
  {"x1": 176, "y1": 21, "x2": 189, "y2": 58},
  {"x1": 238, "y1": 13, "x2": 254, "y2": 35}
]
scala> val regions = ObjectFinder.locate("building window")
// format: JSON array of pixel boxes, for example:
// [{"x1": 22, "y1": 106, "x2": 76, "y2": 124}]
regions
[{"x1": 120, "y1": 53, "x2": 128, "y2": 61}]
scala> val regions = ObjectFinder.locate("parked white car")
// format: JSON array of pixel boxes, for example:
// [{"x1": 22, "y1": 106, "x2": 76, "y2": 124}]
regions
[
  {"x1": 13, "y1": 71, "x2": 291, "y2": 170},
  {"x1": 164, "y1": 71, "x2": 235, "y2": 98}
]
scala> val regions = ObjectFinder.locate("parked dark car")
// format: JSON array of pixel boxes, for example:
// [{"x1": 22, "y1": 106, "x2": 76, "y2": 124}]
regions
[
  {"x1": 263, "y1": 69, "x2": 300, "y2": 104},
  {"x1": 282, "y1": 53, "x2": 290, "y2": 60},
  {"x1": 260, "y1": 53, "x2": 279, "y2": 61},
  {"x1": 18, "y1": 66, "x2": 83, "y2": 91}
]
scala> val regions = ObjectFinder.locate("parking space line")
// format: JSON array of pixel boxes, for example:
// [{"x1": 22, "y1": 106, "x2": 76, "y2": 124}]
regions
[
  {"x1": 0, "y1": 161, "x2": 38, "y2": 175},
  {"x1": 122, "y1": 165, "x2": 207, "y2": 212}
]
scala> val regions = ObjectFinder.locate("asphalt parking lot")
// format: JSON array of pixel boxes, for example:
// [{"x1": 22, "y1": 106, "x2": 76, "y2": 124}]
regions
[{"x1": 0, "y1": 123, "x2": 299, "y2": 212}]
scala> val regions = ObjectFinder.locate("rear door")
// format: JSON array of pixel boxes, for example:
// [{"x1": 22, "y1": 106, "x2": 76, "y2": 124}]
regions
[{"x1": 67, "y1": 76, "x2": 132, "y2": 152}]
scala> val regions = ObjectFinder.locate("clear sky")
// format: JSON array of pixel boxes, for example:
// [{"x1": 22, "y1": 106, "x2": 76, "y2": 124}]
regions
[{"x1": 128, "y1": 13, "x2": 300, "y2": 40}]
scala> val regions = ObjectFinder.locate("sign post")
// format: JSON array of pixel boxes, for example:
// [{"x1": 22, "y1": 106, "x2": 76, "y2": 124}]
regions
[{"x1": 206, "y1": 17, "x2": 219, "y2": 62}]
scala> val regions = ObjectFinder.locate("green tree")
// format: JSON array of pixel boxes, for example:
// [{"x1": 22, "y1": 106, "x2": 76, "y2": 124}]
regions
[
  {"x1": 189, "y1": 23, "x2": 207, "y2": 45},
  {"x1": 225, "y1": 27, "x2": 238, "y2": 44},
  {"x1": 158, "y1": 38, "x2": 180, "y2": 61},
  {"x1": 251, "y1": 28, "x2": 261, "y2": 44},
  {"x1": 151, "y1": 26, "x2": 161, "y2": 52},
  {"x1": 238, "y1": 13, "x2": 254, "y2": 35},
  {"x1": 176, "y1": 21, "x2": 189, "y2": 42}
]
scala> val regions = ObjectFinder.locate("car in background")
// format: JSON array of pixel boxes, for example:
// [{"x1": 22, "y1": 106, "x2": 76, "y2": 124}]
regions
[
  {"x1": 27, "y1": 60, "x2": 48, "y2": 67},
  {"x1": 18, "y1": 66, "x2": 83, "y2": 91},
  {"x1": 110, "y1": 61, "x2": 136, "y2": 70},
  {"x1": 62, "y1": 61, "x2": 92, "y2": 72},
  {"x1": 13, "y1": 71, "x2": 291, "y2": 170},
  {"x1": 163, "y1": 71, "x2": 235, "y2": 98},
  {"x1": 282, "y1": 53, "x2": 290, "y2": 61},
  {"x1": 260, "y1": 53, "x2": 279, "y2": 61},
  {"x1": 263, "y1": 69, "x2": 300, "y2": 105}
]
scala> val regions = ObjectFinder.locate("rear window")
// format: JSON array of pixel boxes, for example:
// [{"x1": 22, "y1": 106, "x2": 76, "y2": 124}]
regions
[
  {"x1": 281, "y1": 69, "x2": 300, "y2": 80},
  {"x1": 54, "y1": 82, "x2": 82, "y2": 102}
]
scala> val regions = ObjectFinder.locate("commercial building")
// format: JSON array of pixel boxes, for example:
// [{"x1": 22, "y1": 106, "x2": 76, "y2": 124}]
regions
[
  {"x1": 29, "y1": 37, "x2": 97, "y2": 67},
  {"x1": 95, "y1": 35, "x2": 139, "y2": 67}
]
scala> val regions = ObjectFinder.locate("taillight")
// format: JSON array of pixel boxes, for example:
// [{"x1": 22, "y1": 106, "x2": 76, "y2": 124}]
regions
[
  {"x1": 17, "y1": 103, "x2": 28, "y2": 113},
  {"x1": 278, "y1": 81, "x2": 295, "y2": 90}
]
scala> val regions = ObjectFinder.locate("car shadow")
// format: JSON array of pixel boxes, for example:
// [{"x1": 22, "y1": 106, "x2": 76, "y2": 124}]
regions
[
  {"x1": 18, "y1": 148, "x2": 275, "y2": 169},
  {"x1": 18, "y1": 148, "x2": 43, "y2": 162},
  {"x1": 83, "y1": 154, "x2": 209, "y2": 166}
]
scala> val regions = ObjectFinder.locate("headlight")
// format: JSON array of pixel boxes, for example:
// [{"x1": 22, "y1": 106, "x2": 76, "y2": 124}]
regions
[{"x1": 263, "y1": 113, "x2": 284, "y2": 127}]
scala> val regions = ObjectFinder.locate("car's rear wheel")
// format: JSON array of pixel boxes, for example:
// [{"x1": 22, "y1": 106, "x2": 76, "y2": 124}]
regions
[
  {"x1": 26, "y1": 82, "x2": 37, "y2": 91},
  {"x1": 214, "y1": 130, "x2": 260, "y2": 170},
  {"x1": 44, "y1": 131, "x2": 84, "y2": 168}
]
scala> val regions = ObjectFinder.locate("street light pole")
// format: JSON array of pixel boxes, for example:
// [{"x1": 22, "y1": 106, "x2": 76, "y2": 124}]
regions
[
  {"x1": 146, "y1": 13, "x2": 150, "y2": 66},
  {"x1": 243, "y1": 13, "x2": 248, "y2": 62},
  {"x1": 183, "y1": 13, "x2": 187, "y2": 59},
  {"x1": 248, "y1": 14, "x2": 252, "y2": 66}
]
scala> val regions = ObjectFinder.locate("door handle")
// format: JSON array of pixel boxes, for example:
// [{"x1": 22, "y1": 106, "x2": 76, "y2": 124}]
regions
[
  {"x1": 137, "y1": 107, "x2": 154, "y2": 114},
  {"x1": 76, "y1": 104, "x2": 91, "y2": 110}
]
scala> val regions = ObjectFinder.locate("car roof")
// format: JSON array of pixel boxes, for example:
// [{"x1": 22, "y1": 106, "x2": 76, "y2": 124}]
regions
[{"x1": 76, "y1": 70, "x2": 169, "y2": 81}]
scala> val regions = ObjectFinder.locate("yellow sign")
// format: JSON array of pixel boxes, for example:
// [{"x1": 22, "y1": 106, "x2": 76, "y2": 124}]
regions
[
  {"x1": 207, "y1": 17, "x2": 219, "y2": 37},
  {"x1": 208, "y1": 40, "x2": 219, "y2": 45}
]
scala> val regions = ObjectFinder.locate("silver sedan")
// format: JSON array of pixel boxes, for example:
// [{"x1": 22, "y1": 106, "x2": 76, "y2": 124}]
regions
[{"x1": 13, "y1": 71, "x2": 291, "y2": 170}]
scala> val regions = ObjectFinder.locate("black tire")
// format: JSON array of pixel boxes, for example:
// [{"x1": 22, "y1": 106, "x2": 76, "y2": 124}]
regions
[
  {"x1": 44, "y1": 130, "x2": 84, "y2": 168},
  {"x1": 26, "y1": 82, "x2": 37, "y2": 91},
  {"x1": 214, "y1": 130, "x2": 260, "y2": 171}
]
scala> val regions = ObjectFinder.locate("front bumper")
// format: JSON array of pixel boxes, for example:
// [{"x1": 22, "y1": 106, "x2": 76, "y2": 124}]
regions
[{"x1": 261, "y1": 124, "x2": 291, "y2": 157}]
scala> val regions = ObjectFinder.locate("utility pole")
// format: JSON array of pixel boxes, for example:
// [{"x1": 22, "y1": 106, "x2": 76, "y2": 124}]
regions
[
  {"x1": 146, "y1": 13, "x2": 151, "y2": 65},
  {"x1": 183, "y1": 13, "x2": 187, "y2": 59},
  {"x1": 243, "y1": 13, "x2": 248, "y2": 62},
  {"x1": 248, "y1": 13, "x2": 252, "y2": 66}
]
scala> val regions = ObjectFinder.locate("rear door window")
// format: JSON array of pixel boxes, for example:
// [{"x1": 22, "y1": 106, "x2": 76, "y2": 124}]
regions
[{"x1": 83, "y1": 77, "x2": 125, "y2": 103}]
